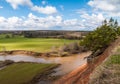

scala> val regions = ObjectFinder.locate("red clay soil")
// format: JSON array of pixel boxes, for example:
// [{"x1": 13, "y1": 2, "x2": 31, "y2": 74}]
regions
[{"x1": 54, "y1": 37, "x2": 120, "y2": 84}]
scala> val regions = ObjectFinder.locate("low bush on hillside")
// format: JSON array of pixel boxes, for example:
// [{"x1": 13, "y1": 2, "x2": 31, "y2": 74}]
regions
[{"x1": 57, "y1": 42, "x2": 88, "y2": 56}]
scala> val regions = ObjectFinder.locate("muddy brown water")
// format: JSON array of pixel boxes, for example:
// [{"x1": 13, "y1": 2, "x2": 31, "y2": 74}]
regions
[{"x1": 0, "y1": 52, "x2": 91, "y2": 75}]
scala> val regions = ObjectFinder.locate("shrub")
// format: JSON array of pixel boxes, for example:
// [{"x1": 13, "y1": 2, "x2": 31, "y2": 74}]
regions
[
  {"x1": 5, "y1": 35, "x2": 10, "y2": 38},
  {"x1": 59, "y1": 42, "x2": 83, "y2": 54}
]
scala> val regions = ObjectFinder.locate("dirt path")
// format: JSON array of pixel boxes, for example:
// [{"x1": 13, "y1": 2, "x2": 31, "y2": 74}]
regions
[{"x1": 54, "y1": 37, "x2": 120, "y2": 84}]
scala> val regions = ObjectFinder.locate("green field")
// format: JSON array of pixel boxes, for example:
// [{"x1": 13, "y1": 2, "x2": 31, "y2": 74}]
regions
[
  {"x1": 0, "y1": 62, "x2": 57, "y2": 84},
  {"x1": 0, "y1": 36, "x2": 77, "y2": 52}
]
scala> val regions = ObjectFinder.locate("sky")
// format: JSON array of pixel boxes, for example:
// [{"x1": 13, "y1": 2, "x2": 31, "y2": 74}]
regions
[{"x1": 0, "y1": 0, "x2": 120, "y2": 31}]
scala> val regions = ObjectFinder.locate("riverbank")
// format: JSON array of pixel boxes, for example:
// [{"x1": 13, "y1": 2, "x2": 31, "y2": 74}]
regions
[
  {"x1": 0, "y1": 60, "x2": 14, "y2": 68},
  {"x1": 0, "y1": 36, "x2": 86, "y2": 57},
  {"x1": 0, "y1": 48, "x2": 89, "y2": 58},
  {"x1": 0, "y1": 50, "x2": 70, "y2": 57}
]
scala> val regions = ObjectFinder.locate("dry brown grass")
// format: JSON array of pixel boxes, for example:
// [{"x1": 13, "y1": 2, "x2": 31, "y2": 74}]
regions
[{"x1": 89, "y1": 49, "x2": 120, "y2": 84}]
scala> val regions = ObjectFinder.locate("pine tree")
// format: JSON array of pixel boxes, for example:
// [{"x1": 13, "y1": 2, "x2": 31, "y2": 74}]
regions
[
  {"x1": 109, "y1": 17, "x2": 114, "y2": 27},
  {"x1": 114, "y1": 19, "x2": 118, "y2": 28},
  {"x1": 103, "y1": 19, "x2": 107, "y2": 25}
]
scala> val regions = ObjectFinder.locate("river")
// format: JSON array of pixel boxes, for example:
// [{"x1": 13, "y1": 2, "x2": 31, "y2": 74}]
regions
[{"x1": 0, "y1": 52, "x2": 91, "y2": 75}]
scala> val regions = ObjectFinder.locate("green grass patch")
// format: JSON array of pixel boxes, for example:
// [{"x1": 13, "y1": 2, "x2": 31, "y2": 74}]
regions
[
  {"x1": 0, "y1": 62, "x2": 57, "y2": 84},
  {"x1": 108, "y1": 55, "x2": 120, "y2": 64},
  {"x1": 106, "y1": 48, "x2": 120, "y2": 65},
  {"x1": 0, "y1": 36, "x2": 78, "y2": 52}
]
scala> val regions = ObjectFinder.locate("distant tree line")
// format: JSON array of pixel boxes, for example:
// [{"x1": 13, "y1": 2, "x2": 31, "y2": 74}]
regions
[
  {"x1": 23, "y1": 31, "x2": 65, "y2": 38},
  {"x1": 23, "y1": 31, "x2": 89, "y2": 40},
  {"x1": 0, "y1": 31, "x2": 90, "y2": 40}
]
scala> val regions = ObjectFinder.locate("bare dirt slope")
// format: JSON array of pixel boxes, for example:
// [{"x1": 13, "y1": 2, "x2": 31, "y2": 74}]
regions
[{"x1": 54, "y1": 37, "x2": 120, "y2": 84}]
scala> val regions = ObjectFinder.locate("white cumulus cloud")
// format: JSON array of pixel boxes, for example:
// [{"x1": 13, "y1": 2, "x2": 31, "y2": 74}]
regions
[
  {"x1": 0, "y1": 12, "x2": 106, "y2": 30},
  {"x1": 32, "y1": 6, "x2": 57, "y2": 15},
  {"x1": 6, "y1": 0, "x2": 33, "y2": 9},
  {"x1": 6, "y1": 0, "x2": 58, "y2": 15},
  {"x1": 88, "y1": 0, "x2": 120, "y2": 17},
  {"x1": 80, "y1": 12, "x2": 105, "y2": 30}
]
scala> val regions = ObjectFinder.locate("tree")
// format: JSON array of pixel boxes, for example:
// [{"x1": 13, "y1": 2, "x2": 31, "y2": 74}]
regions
[
  {"x1": 5, "y1": 35, "x2": 10, "y2": 38},
  {"x1": 114, "y1": 19, "x2": 118, "y2": 28},
  {"x1": 117, "y1": 26, "x2": 120, "y2": 35},
  {"x1": 103, "y1": 19, "x2": 107, "y2": 25},
  {"x1": 81, "y1": 18, "x2": 118, "y2": 55},
  {"x1": 109, "y1": 17, "x2": 114, "y2": 27}
]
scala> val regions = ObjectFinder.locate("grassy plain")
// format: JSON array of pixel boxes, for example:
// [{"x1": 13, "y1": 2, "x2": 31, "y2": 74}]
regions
[
  {"x1": 0, "y1": 62, "x2": 57, "y2": 84},
  {"x1": 0, "y1": 35, "x2": 77, "y2": 52}
]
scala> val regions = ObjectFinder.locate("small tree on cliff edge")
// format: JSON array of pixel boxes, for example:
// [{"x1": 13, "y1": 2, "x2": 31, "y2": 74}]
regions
[{"x1": 81, "y1": 18, "x2": 119, "y2": 55}]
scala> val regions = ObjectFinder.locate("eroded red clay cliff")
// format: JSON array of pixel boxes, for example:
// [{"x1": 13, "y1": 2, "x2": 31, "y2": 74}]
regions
[{"x1": 54, "y1": 37, "x2": 120, "y2": 84}]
